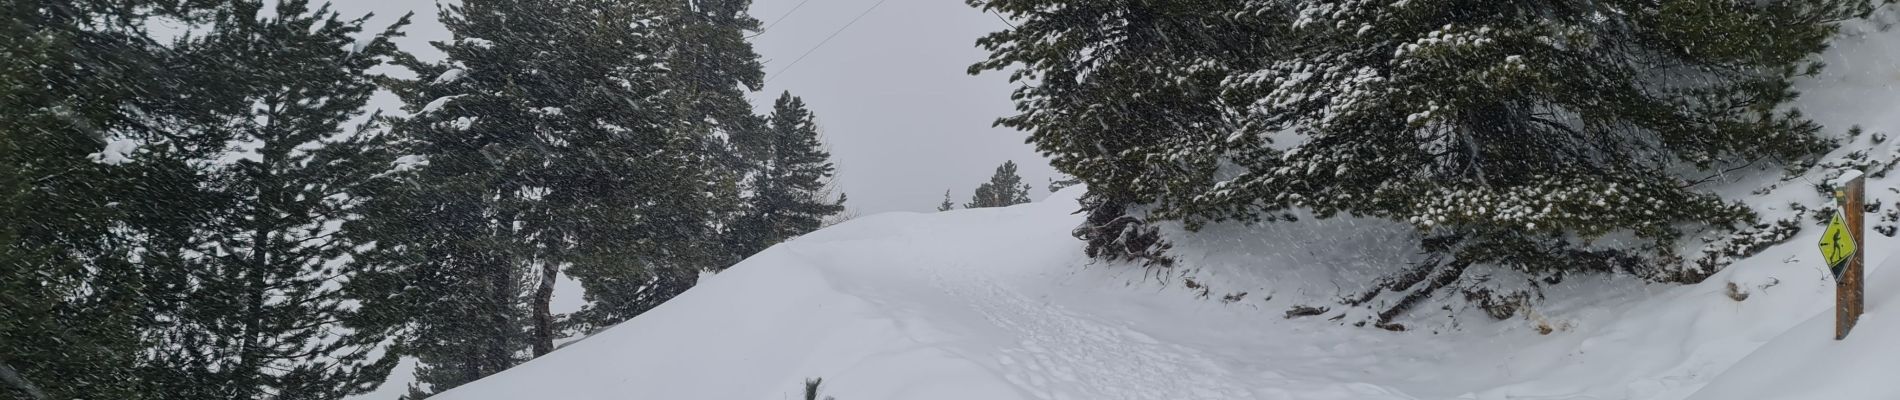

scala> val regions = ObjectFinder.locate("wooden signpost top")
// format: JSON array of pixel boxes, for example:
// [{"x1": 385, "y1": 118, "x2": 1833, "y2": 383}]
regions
[{"x1": 1831, "y1": 170, "x2": 1865, "y2": 341}]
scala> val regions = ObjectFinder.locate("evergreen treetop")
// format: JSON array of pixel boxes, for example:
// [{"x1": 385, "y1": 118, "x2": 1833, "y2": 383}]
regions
[
  {"x1": 726, "y1": 92, "x2": 847, "y2": 259},
  {"x1": 966, "y1": 161, "x2": 1032, "y2": 209}
]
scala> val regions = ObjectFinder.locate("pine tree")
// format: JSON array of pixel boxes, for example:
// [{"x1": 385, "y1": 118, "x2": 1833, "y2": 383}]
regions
[
  {"x1": 655, "y1": 0, "x2": 767, "y2": 259},
  {"x1": 560, "y1": 0, "x2": 775, "y2": 320},
  {"x1": 1, "y1": 1, "x2": 232, "y2": 398},
  {"x1": 727, "y1": 92, "x2": 847, "y2": 258},
  {"x1": 347, "y1": 0, "x2": 566, "y2": 395},
  {"x1": 347, "y1": 1, "x2": 739, "y2": 395},
  {"x1": 938, "y1": 190, "x2": 956, "y2": 212},
  {"x1": 968, "y1": 0, "x2": 1271, "y2": 262},
  {"x1": 965, "y1": 161, "x2": 1033, "y2": 208},
  {"x1": 552, "y1": 0, "x2": 780, "y2": 331},
  {"x1": 972, "y1": 0, "x2": 1889, "y2": 318},
  {"x1": 0, "y1": 7, "x2": 140, "y2": 397},
  {"x1": 134, "y1": 2, "x2": 409, "y2": 399},
  {"x1": 1207, "y1": 0, "x2": 1878, "y2": 280}
]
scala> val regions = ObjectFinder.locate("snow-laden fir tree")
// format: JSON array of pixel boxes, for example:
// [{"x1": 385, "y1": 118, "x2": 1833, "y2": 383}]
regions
[
  {"x1": 1209, "y1": 0, "x2": 1880, "y2": 282},
  {"x1": 131, "y1": 2, "x2": 409, "y2": 399},
  {"x1": 726, "y1": 92, "x2": 847, "y2": 259},
  {"x1": 973, "y1": 0, "x2": 1889, "y2": 320},
  {"x1": 965, "y1": 161, "x2": 1033, "y2": 209}
]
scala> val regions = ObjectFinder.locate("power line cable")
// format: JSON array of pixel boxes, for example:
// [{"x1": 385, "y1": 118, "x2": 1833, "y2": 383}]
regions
[
  {"x1": 745, "y1": 0, "x2": 815, "y2": 38},
  {"x1": 761, "y1": 0, "x2": 814, "y2": 32},
  {"x1": 989, "y1": 9, "x2": 1016, "y2": 28},
  {"x1": 765, "y1": 0, "x2": 892, "y2": 83}
]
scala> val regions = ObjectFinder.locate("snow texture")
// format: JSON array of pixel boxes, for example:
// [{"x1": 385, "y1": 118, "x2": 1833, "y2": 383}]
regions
[
  {"x1": 87, "y1": 138, "x2": 138, "y2": 165},
  {"x1": 1832, "y1": 169, "x2": 1866, "y2": 188},
  {"x1": 349, "y1": 31, "x2": 375, "y2": 55},
  {"x1": 460, "y1": 38, "x2": 493, "y2": 49},
  {"x1": 418, "y1": 95, "x2": 464, "y2": 115},
  {"x1": 432, "y1": 69, "x2": 466, "y2": 85},
  {"x1": 446, "y1": 117, "x2": 477, "y2": 131},
  {"x1": 390, "y1": 155, "x2": 429, "y2": 173}
]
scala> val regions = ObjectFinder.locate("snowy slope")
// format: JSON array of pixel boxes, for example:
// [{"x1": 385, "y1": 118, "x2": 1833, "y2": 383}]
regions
[
  {"x1": 1680, "y1": 15, "x2": 1900, "y2": 400},
  {"x1": 1686, "y1": 256, "x2": 1900, "y2": 400},
  {"x1": 427, "y1": 187, "x2": 1885, "y2": 400},
  {"x1": 432, "y1": 189, "x2": 1460, "y2": 400},
  {"x1": 418, "y1": 12, "x2": 1900, "y2": 400}
]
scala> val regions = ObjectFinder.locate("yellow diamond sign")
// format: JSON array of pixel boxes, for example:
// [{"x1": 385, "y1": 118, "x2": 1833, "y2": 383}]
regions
[{"x1": 1819, "y1": 211, "x2": 1857, "y2": 276}]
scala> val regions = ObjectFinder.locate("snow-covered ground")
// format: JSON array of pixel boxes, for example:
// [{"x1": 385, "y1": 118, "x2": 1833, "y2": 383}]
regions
[
  {"x1": 404, "y1": 12, "x2": 1900, "y2": 400},
  {"x1": 427, "y1": 186, "x2": 1893, "y2": 400}
]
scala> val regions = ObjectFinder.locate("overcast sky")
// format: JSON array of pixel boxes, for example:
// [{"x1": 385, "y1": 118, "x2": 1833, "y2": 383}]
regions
[{"x1": 322, "y1": 0, "x2": 1059, "y2": 215}]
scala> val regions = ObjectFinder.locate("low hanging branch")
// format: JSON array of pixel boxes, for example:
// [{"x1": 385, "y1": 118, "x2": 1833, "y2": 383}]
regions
[{"x1": 1374, "y1": 260, "x2": 1474, "y2": 329}]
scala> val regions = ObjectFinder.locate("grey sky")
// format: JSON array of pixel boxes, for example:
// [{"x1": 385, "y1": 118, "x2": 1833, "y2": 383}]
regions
[{"x1": 323, "y1": 0, "x2": 1060, "y2": 215}]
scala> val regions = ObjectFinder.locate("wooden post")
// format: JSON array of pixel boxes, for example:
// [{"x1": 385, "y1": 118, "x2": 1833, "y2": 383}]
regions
[{"x1": 1837, "y1": 171, "x2": 1866, "y2": 341}]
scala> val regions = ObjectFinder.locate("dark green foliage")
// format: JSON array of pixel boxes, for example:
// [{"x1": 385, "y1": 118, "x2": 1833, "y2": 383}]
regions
[
  {"x1": 2, "y1": 1, "x2": 228, "y2": 399},
  {"x1": 658, "y1": 0, "x2": 768, "y2": 269},
  {"x1": 133, "y1": 2, "x2": 409, "y2": 399},
  {"x1": 0, "y1": 12, "x2": 142, "y2": 398},
  {"x1": 346, "y1": 0, "x2": 787, "y2": 395},
  {"x1": 967, "y1": 0, "x2": 1271, "y2": 263},
  {"x1": 555, "y1": 0, "x2": 785, "y2": 332},
  {"x1": 351, "y1": 0, "x2": 680, "y2": 395},
  {"x1": 967, "y1": 0, "x2": 1268, "y2": 210},
  {"x1": 6, "y1": 0, "x2": 410, "y2": 398},
  {"x1": 1205, "y1": 0, "x2": 1874, "y2": 279},
  {"x1": 658, "y1": 0, "x2": 765, "y2": 143},
  {"x1": 965, "y1": 161, "x2": 1032, "y2": 209},
  {"x1": 972, "y1": 0, "x2": 1885, "y2": 285},
  {"x1": 938, "y1": 190, "x2": 956, "y2": 212},
  {"x1": 726, "y1": 92, "x2": 847, "y2": 259}
]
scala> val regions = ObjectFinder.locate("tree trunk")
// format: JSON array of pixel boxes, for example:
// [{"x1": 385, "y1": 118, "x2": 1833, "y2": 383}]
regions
[
  {"x1": 531, "y1": 262, "x2": 557, "y2": 356},
  {"x1": 483, "y1": 186, "x2": 521, "y2": 375},
  {"x1": 237, "y1": 146, "x2": 278, "y2": 399},
  {"x1": 482, "y1": 251, "x2": 515, "y2": 377}
]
